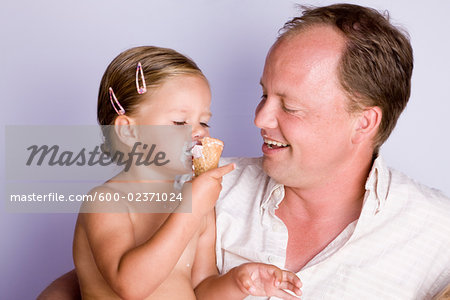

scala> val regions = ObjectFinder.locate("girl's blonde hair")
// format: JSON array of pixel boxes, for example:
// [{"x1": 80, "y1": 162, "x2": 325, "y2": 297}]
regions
[{"x1": 97, "y1": 46, "x2": 207, "y2": 157}]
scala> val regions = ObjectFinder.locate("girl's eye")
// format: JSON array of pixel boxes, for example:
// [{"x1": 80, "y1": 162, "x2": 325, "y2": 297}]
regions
[
  {"x1": 200, "y1": 122, "x2": 210, "y2": 128},
  {"x1": 173, "y1": 121, "x2": 187, "y2": 126}
]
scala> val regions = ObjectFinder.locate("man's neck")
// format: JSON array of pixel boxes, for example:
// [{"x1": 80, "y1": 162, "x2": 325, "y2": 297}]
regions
[
  {"x1": 281, "y1": 154, "x2": 373, "y2": 224},
  {"x1": 275, "y1": 154, "x2": 374, "y2": 272}
]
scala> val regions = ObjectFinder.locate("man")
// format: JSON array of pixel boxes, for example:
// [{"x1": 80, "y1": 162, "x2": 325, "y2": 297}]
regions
[
  {"x1": 215, "y1": 4, "x2": 450, "y2": 299},
  {"x1": 39, "y1": 4, "x2": 450, "y2": 299}
]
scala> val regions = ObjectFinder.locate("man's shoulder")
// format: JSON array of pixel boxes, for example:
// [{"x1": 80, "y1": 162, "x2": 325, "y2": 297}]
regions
[
  {"x1": 219, "y1": 156, "x2": 265, "y2": 184},
  {"x1": 220, "y1": 156, "x2": 263, "y2": 169},
  {"x1": 384, "y1": 168, "x2": 450, "y2": 293},
  {"x1": 217, "y1": 157, "x2": 269, "y2": 206},
  {"x1": 389, "y1": 167, "x2": 449, "y2": 201},
  {"x1": 388, "y1": 167, "x2": 450, "y2": 219}
]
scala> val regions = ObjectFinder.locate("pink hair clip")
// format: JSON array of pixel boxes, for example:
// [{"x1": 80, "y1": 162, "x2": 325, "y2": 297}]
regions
[
  {"x1": 109, "y1": 87, "x2": 125, "y2": 115},
  {"x1": 136, "y1": 62, "x2": 147, "y2": 94}
]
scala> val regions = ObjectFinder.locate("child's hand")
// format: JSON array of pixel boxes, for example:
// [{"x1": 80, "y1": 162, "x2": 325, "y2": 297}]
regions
[
  {"x1": 234, "y1": 263, "x2": 302, "y2": 300},
  {"x1": 183, "y1": 163, "x2": 235, "y2": 217}
]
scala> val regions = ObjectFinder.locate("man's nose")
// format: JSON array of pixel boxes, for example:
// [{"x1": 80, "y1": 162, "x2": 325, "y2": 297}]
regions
[{"x1": 254, "y1": 97, "x2": 278, "y2": 129}]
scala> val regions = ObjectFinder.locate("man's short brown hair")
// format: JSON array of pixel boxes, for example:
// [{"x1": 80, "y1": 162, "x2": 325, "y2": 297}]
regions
[{"x1": 278, "y1": 4, "x2": 414, "y2": 153}]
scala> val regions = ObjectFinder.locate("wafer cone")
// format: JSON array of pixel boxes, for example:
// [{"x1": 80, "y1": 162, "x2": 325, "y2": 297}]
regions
[
  {"x1": 433, "y1": 283, "x2": 450, "y2": 300},
  {"x1": 193, "y1": 137, "x2": 224, "y2": 176}
]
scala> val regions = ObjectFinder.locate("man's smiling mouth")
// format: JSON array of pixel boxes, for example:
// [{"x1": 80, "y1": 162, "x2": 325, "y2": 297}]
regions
[{"x1": 263, "y1": 138, "x2": 290, "y2": 149}]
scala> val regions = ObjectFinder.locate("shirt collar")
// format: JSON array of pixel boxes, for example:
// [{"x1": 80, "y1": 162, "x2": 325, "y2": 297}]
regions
[
  {"x1": 364, "y1": 155, "x2": 391, "y2": 213},
  {"x1": 260, "y1": 177, "x2": 284, "y2": 213},
  {"x1": 260, "y1": 156, "x2": 391, "y2": 215}
]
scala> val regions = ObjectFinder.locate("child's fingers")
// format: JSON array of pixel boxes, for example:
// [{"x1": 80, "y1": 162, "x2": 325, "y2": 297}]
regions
[
  {"x1": 236, "y1": 269, "x2": 256, "y2": 295},
  {"x1": 277, "y1": 270, "x2": 302, "y2": 296},
  {"x1": 205, "y1": 163, "x2": 235, "y2": 180},
  {"x1": 282, "y1": 270, "x2": 302, "y2": 289},
  {"x1": 278, "y1": 281, "x2": 302, "y2": 297},
  {"x1": 268, "y1": 265, "x2": 284, "y2": 287},
  {"x1": 270, "y1": 288, "x2": 302, "y2": 300},
  {"x1": 268, "y1": 267, "x2": 301, "y2": 289}
]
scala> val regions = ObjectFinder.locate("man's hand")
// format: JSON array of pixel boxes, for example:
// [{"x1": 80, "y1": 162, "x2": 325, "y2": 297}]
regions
[
  {"x1": 37, "y1": 270, "x2": 80, "y2": 300},
  {"x1": 233, "y1": 263, "x2": 302, "y2": 299}
]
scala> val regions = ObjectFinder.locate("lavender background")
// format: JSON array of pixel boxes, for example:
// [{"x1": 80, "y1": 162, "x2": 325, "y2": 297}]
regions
[{"x1": 1, "y1": 0, "x2": 449, "y2": 298}]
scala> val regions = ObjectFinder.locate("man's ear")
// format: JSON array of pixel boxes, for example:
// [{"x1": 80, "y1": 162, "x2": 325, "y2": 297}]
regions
[
  {"x1": 352, "y1": 106, "x2": 382, "y2": 145},
  {"x1": 113, "y1": 115, "x2": 139, "y2": 147}
]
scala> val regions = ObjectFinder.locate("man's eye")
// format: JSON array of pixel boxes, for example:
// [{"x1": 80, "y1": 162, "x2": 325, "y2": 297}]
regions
[
  {"x1": 200, "y1": 122, "x2": 210, "y2": 128},
  {"x1": 282, "y1": 106, "x2": 296, "y2": 113},
  {"x1": 173, "y1": 121, "x2": 187, "y2": 125},
  {"x1": 281, "y1": 100, "x2": 301, "y2": 114}
]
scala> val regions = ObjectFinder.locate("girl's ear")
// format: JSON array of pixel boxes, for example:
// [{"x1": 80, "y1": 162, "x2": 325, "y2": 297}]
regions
[
  {"x1": 113, "y1": 115, "x2": 139, "y2": 147},
  {"x1": 351, "y1": 106, "x2": 382, "y2": 145}
]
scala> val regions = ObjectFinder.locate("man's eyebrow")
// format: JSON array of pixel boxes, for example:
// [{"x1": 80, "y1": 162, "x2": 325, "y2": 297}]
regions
[{"x1": 259, "y1": 80, "x2": 287, "y2": 98}]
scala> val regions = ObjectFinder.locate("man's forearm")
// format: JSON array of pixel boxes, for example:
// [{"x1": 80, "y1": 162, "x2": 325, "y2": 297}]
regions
[{"x1": 37, "y1": 269, "x2": 80, "y2": 300}]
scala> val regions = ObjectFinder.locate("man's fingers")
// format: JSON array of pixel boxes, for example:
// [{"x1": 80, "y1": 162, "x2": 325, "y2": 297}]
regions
[{"x1": 206, "y1": 163, "x2": 235, "y2": 179}]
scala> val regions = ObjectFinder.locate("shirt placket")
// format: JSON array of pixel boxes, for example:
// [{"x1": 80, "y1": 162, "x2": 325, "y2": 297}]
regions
[{"x1": 262, "y1": 185, "x2": 289, "y2": 269}]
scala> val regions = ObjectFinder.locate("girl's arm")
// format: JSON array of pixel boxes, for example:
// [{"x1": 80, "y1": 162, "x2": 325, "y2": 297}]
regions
[
  {"x1": 81, "y1": 190, "x2": 201, "y2": 300},
  {"x1": 81, "y1": 164, "x2": 235, "y2": 300},
  {"x1": 192, "y1": 210, "x2": 249, "y2": 299},
  {"x1": 192, "y1": 213, "x2": 302, "y2": 300}
]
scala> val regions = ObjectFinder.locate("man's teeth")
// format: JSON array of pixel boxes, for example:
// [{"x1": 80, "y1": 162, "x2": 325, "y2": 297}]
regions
[{"x1": 264, "y1": 139, "x2": 289, "y2": 147}]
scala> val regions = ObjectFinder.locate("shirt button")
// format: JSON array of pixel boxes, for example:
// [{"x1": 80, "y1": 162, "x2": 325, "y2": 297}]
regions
[
  {"x1": 273, "y1": 189, "x2": 281, "y2": 197},
  {"x1": 268, "y1": 255, "x2": 274, "y2": 263}
]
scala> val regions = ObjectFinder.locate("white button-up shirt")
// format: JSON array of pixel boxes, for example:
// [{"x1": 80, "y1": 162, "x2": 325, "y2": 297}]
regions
[{"x1": 216, "y1": 157, "x2": 450, "y2": 300}]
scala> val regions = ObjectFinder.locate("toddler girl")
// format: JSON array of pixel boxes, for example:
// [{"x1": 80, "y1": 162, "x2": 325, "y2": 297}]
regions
[{"x1": 73, "y1": 46, "x2": 301, "y2": 300}]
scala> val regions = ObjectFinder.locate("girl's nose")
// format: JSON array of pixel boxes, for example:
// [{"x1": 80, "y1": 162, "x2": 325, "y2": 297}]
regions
[{"x1": 192, "y1": 124, "x2": 209, "y2": 142}]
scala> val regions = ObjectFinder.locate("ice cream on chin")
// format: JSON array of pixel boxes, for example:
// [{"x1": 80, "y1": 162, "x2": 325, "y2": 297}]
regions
[{"x1": 192, "y1": 137, "x2": 224, "y2": 176}]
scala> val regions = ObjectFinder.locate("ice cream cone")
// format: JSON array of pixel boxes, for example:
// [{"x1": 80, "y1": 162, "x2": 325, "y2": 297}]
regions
[{"x1": 192, "y1": 137, "x2": 224, "y2": 176}]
